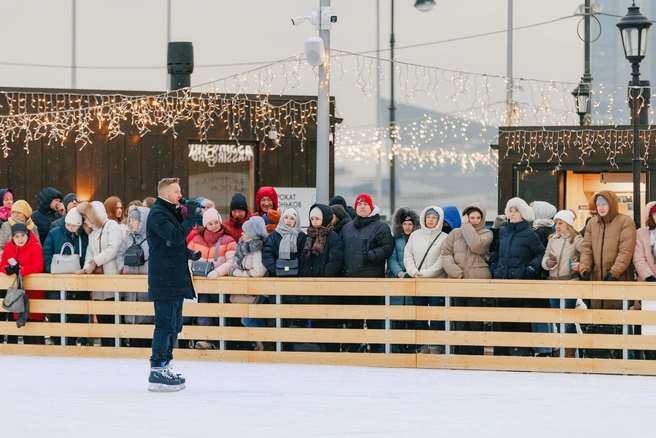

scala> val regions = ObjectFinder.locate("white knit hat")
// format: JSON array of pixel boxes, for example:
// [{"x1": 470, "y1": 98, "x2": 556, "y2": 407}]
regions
[
  {"x1": 553, "y1": 210, "x2": 575, "y2": 227},
  {"x1": 504, "y1": 197, "x2": 534, "y2": 222},
  {"x1": 202, "y1": 207, "x2": 222, "y2": 226},
  {"x1": 310, "y1": 206, "x2": 323, "y2": 220},
  {"x1": 282, "y1": 207, "x2": 298, "y2": 220},
  {"x1": 65, "y1": 208, "x2": 83, "y2": 226}
]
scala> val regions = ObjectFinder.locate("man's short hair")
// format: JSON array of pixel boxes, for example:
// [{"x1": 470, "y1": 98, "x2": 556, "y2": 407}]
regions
[{"x1": 158, "y1": 177, "x2": 180, "y2": 194}]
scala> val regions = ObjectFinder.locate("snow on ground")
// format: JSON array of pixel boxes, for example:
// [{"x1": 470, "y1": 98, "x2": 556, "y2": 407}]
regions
[{"x1": 2, "y1": 355, "x2": 655, "y2": 437}]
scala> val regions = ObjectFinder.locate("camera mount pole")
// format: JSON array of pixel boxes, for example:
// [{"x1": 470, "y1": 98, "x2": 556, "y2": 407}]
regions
[{"x1": 316, "y1": 0, "x2": 331, "y2": 204}]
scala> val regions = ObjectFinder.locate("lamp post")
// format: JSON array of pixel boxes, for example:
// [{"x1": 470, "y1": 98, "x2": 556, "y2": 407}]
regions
[
  {"x1": 571, "y1": 81, "x2": 591, "y2": 126},
  {"x1": 617, "y1": 1, "x2": 651, "y2": 229},
  {"x1": 389, "y1": 0, "x2": 435, "y2": 215}
]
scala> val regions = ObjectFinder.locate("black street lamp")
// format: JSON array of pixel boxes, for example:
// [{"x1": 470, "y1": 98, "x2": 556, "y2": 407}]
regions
[
  {"x1": 571, "y1": 81, "x2": 591, "y2": 126},
  {"x1": 617, "y1": 1, "x2": 651, "y2": 228}
]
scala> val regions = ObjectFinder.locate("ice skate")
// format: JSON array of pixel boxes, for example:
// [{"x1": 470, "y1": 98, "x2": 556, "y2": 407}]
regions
[{"x1": 148, "y1": 366, "x2": 183, "y2": 392}]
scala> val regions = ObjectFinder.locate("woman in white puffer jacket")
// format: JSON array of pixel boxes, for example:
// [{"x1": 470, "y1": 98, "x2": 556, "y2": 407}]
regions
[
  {"x1": 77, "y1": 201, "x2": 123, "y2": 347},
  {"x1": 403, "y1": 205, "x2": 448, "y2": 354}
]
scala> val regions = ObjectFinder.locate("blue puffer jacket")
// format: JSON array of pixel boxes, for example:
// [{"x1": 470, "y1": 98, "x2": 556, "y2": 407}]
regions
[
  {"x1": 490, "y1": 220, "x2": 544, "y2": 280},
  {"x1": 43, "y1": 219, "x2": 89, "y2": 273},
  {"x1": 388, "y1": 235, "x2": 408, "y2": 277}
]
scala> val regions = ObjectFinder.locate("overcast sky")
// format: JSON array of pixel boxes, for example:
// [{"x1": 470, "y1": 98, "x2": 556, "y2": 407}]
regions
[{"x1": 0, "y1": 0, "x2": 594, "y2": 128}]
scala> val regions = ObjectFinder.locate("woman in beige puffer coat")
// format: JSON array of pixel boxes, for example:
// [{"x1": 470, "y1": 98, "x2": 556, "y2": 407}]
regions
[{"x1": 441, "y1": 203, "x2": 492, "y2": 355}]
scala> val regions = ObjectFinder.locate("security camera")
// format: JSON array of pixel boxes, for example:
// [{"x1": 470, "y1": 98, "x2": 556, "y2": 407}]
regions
[
  {"x1": 291, "y1": 16, "x2": 307, "y2": 26},
  {"x1": 330, "y1": 15, "x2": 337, "y2": 23}
]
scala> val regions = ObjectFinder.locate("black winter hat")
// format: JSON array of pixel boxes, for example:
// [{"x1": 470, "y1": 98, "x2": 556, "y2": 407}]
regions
[
  {"x1": 230, "y1": 193, "x2": 248, "y2": 213},
  {"x1": 63, "y1": 193, "x2": 79, "y2": 209},
  {"x1": 330, "y1": 204, "x2": 346, "y2": 221},
  {"x1": 11, "y1": 222, "x2": 29, "y2": 237},
  {"x1": 329, "y1": 195, "x2": 347, "y2": 209}
]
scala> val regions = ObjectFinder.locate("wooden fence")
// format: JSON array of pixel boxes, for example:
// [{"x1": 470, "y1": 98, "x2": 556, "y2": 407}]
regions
[{"x1": 1, "y1": 274, "x2": 656, "y2": 375}]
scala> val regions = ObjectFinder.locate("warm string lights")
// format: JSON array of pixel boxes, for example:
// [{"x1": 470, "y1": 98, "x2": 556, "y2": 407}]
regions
[
  {"x1": 0, "y1": 49, "x2": 654, "y2": 172},
  {"x1": 500, "y1": 128, "x2": 656, "y2": 169}
]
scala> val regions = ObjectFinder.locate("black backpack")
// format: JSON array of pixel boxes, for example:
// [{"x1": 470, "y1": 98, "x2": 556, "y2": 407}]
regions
[{"x1": 124, "y1": 237, "x2": 146, "y2": 266}]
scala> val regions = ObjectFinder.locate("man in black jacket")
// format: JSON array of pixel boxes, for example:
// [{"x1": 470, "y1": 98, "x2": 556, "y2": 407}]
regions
[{"x1": 146, "y1": 178, "x2": 199, "y2": 392}]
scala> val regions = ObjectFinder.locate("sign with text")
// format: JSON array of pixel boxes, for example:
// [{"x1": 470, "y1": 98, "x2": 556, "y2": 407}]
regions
[
  {"x1": 275, "y1": 187, "x2": 316, "y2": 228},
  {"x1": 188, "y1": 143, "x2": 253, "y2": 167}
]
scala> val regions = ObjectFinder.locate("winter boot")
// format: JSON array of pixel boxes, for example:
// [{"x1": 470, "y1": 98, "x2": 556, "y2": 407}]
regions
[{"x1": 148, "y1": 365, "x2": 183, "y2": 392}]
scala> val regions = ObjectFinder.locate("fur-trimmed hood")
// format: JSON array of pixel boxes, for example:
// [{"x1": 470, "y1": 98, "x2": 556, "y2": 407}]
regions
[
  {"x1": 76, "y1": 201, "x2": 108, "y2": 230},
  {"x1": 391, "y1": 205, "x2": 420, "y2": 237},
  {"x1": 504, "y1": 197, "x2": 534, "y2": 222}
]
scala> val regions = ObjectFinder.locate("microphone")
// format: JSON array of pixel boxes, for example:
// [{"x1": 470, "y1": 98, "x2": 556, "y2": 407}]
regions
[{"x1": 179, "y1": 198, "x2": 204, "y2": 209}]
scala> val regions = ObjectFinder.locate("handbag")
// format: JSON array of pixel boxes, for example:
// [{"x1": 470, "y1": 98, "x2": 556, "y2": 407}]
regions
[
  {"x1": 276, "y1": 258, "x2": 299, "y2": 276},
  {"x1": 191, "y1": 238, "x2": 221, "y2": 277},
  {"x1": 51, "y1": 240, "x2": 81, "y2": 274},
  {"x1": 2, "y1": 273, "x2": 26, "y2": 313},
  {"x1": 229, "y1": 294, "x2": 259, "y2": 304}
]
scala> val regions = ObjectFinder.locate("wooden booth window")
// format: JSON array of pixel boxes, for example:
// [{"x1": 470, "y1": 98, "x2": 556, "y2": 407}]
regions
[
  {"x1": 187, "y1": 142, "x2": 255, "y2": 213},
  {"x1": 515, "y1": 167, "x2": 560, "y2": 209}
]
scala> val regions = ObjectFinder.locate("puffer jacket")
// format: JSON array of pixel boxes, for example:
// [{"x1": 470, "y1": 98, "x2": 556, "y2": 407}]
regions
[
  {"x1": 340, "y1": 206, "x2": 395, "y2": 278},
  {"x1": 387, "y1": 206, "x2": 420, "y2": 278},
  {"x1": 541, "y1": 231, "x2": 583, "y2": 280},
  {"x1": 404, "y1": 206, "x2": 448, "y2": 278},
  {"x1": 442, "y1": 203, "x2": 492, "y2": 279},
  {"x1": 634, "y1": 227, "x2": 656, "y2": 282},
  {"x1": 188, "y1": 227, "x2": 236, "y2": 277},
  {"x1": 43, "y1": 219, "x2": 88, "y2": 272},
  {"x1": 78, "y1": 201, "x2": 123, "y2": 300},
  {"x1": 579, "y1": 190, "x2": 636, "y2": 309},
  {"x1": 0, "y1": 218, "x2": 40, "y2": 259},
  {"x1": 262, "y1": 229, "x2": 307, "y2": 277},
  {"x1": 230, "y1": 236, "x2": 268, "y2": 277},
  {"x1": 490, "y1": 219, "x2": 544, "y2": 280},
  {"x1": 31, "y1": 187, "x2": 62, "y2": 243},
  {"x1": 0, "y1": 231, "x2": 45, "y2": 321}
]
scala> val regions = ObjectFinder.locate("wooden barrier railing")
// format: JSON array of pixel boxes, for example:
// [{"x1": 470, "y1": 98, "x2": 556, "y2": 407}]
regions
[{"x1": 1, "y1": 274, "x2": 656, "y2": 375}]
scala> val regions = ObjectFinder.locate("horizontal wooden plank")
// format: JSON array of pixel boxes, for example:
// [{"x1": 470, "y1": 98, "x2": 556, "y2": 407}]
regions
[
  {"x1": 246, "y1": 304, "x2": 416, "y2": 320},
  {"x1": 247, "y1": 277, "x2": 415, "y2": 296},
  {"x1": 416, "y1": 280, "x2": 594, "y2": 299}
]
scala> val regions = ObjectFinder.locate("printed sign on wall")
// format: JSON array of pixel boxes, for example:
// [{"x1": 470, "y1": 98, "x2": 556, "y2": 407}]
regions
[{"x1": 188, "y1": 143, "x2": 253, "y2": 167}]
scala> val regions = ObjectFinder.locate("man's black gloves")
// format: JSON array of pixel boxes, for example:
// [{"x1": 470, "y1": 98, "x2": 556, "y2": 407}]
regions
[
  {"x1": 4, "y1": 264, "x2": 19, "y2": 275},
  {"x1": 603, "y1": 273, "x2": 617, "y2": 281},
  {"x1": 580, "y1": 271, "x2": 591, "y2": 281},
  {"x1": 186, "y1": 200, "x2": 200, "y2": 217},
  {"x1": 191, "y1": 251, "x2": 202, "y2": 261}
]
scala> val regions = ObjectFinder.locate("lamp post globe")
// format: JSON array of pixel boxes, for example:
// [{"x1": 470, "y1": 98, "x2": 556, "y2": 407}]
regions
[
  {"x1": 571, "y1": 81, "x2": 591, "y2": 126},
  {"x1": 414, "y1": 0, "x2": 436, "y2": 12}
]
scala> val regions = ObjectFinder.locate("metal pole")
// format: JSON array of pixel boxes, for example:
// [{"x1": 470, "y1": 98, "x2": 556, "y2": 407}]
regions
[
  {"x1": 582, "y1": 0, "x2": 593, "y2": 124},
  {"x1": 632, "y1": 63, "x2": 641, "y2": 229},
  {"x1": 375, "y1": 0, "x2": 383, "y2": 204},
  {"x1": 316, "y1": 0, "x2": 331, "y2": 204},
  {"x1": 71, "y1": 0, "x2": 76, "y2": 89},
  {"x1": 167, "y1": 0, "x2": 172, "y2": 90},
  {"x1": 505, "y1": 0, "x2": 513, "y2": 125},
  {"x1": 389, "y1": 0, "x2": 396, "y2": 215}
]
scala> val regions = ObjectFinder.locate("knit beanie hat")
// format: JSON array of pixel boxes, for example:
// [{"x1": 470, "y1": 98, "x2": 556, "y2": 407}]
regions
[
  {"x1": 329, "y1": 195, "x2": 347, "y2": 209},
  {"x1": 202, "y1": 207, "x2": 222, "y2": 226},
  {"x1": 242, "y1": 216, "x2": 267, "y2": 239},
  {"x1": 310, "y1": 206, "x2": 323, "y2": 220},
  {"x1": 65, "y1": 208, "x2": 83, "y2": 226},
  {"x1": 3, "y1": 190, "x2": 12, "y2": 200},
  {"x1": 230, "y1": 193, "x2": 248, "y2": 212},
  {"x1": 330, "y1": 205, "x2": 346, "y2": 221},
  {"x1": 354, "y1": 193, "x2": 374, "y2": 211},
  {"x1": 11, "y1": 222, "x2": 29, "y2": 236},
  {"x1": 282, "y1": 207, "x2": 298, "y2": 220},
  {"x1": 596, "y1": 196, "x2": 609, "y2": 206},
  {"x1": 553, "y1": 210, "x2": 575, "y2": 227},
  {"x1": 11, "y1": 200, "x2": 32, "y2": 218},
  {"x1": 425, "y1": 208, "x2": 440, "y2": 218},
  {"x1": 63, "y1": 193, "x2": 79, "y2": 209}
]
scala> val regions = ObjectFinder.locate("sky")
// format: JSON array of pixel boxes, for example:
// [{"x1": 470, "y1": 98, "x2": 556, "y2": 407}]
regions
[{"x1": 0, "y1": 0, "x2": 589, "y2": 128}]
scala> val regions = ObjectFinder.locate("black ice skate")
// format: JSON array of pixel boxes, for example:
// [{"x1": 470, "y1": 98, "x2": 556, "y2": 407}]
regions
[{"x1": 148, "y1": 366, "x2": 183, "y2": 392}]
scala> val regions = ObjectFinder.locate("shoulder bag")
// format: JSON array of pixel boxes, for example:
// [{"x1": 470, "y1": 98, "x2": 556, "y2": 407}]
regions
[
  {"x1": 2, "y1": 273, "x2": 26, "y2": 313},
  {"x1": 191, "y1": 238, "x2": 221, "y2": 277},
  {"x1": 275, "y1": 258, "x2": 299, "y2": 277},
  {"x1": 52, "y1": 239, "x2": 82, "y2": 274},
  {"x1": 416, "y1": 232, "x2": 442, "y2": 271}
]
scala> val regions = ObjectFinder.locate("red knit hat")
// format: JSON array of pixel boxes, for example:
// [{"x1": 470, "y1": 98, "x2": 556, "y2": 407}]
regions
[
  {"x1": 650, "y1": 204, "x2": 656, "y2": 217},
  {"x1": 354, "y1": 193, "x2": 374, "y2": 211}
]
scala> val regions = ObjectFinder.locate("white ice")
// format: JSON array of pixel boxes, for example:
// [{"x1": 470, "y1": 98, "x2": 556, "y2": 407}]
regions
[{"x1": 2, "y1": 355, "x2": 655, "y2": 437}]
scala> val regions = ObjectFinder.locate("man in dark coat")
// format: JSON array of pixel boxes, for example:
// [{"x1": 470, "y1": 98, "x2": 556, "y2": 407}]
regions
[
  {"x1": 146, "y1": 177, "x2": 199, "y2": 392},
  {"x1": 31, "y1": 187, "x2": 62, "y2": 242},
  {"x1": 339, "y1": 193, "x2": 395, "y2": 345}
]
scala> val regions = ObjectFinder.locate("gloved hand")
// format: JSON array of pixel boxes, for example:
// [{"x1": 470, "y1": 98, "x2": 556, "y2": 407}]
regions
[
  {"x1": 85, "y1": 260, "x2": 97, "y2": 274},
  {"x1": 4, "y1": 264, "x2": 19, "y2": 275},
  {"x1": 603, "y1": 273, "x2": 617, "y2": 281},
  {"x1": 207, "y1": 270, "x2": 219, "y2": 279},
  {"x1": 492, "y1": 215, "x2": 507, "y2": 229},
  {"x1": 524, "y1": 265, "x2": 536, "y2": 279},
  {"x1": 461, "y1": 214, "x2": 469, "y2": 225},
  {"x1": 186, "y1": 200, "x2": 200, "y2": 217},
  {"x1": 397, "y1": 271, "x2": 406, "y2": 279},
  {"x1": 545, "y1": 258, "x2": 557, "y2": 269},
  {"x1": 191, "y1": 251, "x2": 202, "y2": 261},
  {"x1": 646, "y1": 276, "x2": 656, "y2": 282},
  {"x1": 580, "y1": 271, "x2": 590, "y2": 281}
]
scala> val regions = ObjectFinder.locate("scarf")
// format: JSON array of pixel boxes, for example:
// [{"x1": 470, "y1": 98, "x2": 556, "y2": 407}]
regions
[
  {"x1": 304, "y1": 225, "x2": 333, "y2": 259},
  {"x1": 0, "y1": 206, "x2": 10, "y2": 221},
  {"x1": 233, "y1": 236, "x2": 265, "y2": 270},
  {"x1": 8, "y1": 216, "x2": 35, "y2": 230},
  {"x1": 275, "y1": 220, "x2": 300, "y2": 260}
]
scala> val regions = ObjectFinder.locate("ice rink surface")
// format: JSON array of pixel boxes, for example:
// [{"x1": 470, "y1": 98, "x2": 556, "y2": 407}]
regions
[{"x1": 2, "y1": 355, "x2": 655, "y2": 437}]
